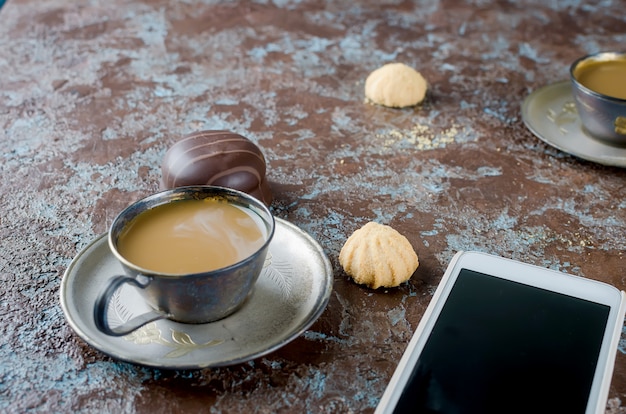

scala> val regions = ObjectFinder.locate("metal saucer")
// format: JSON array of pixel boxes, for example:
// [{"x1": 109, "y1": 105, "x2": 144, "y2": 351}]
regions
[
  {"x1": 522, "y1": 80, "x2": 626, "y2": 168},
  {"x1": 60, "y1": 217, "x2": 333, "y2": 369}
]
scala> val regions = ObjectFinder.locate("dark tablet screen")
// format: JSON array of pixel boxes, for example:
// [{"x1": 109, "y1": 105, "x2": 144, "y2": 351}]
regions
[{"x1": 394, "y1": 269, "x2": 610, "y2": 414}]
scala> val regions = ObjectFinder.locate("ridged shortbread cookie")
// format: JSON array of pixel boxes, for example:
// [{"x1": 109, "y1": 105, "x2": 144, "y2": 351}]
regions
[
  {"x1": 365, "y1": 63, "x2": 427, "y2": 108},
  {"x1": 339, "y1": 222, "x2": 419, "y2": 289}
]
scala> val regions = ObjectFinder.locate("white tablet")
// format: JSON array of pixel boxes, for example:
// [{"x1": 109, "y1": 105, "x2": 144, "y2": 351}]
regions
[{"x1": 376, "y1": 251, "x2": 625, "y2": 414}]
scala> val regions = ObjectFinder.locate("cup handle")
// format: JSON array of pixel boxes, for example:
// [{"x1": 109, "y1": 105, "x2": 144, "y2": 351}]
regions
[{"x1": 93, "y1": 275, "x2": 166, "y2": 336}]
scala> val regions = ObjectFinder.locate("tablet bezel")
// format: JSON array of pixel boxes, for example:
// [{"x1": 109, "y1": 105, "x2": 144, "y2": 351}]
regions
[{"x1": 375, "y1": 251, "x2": 626, "y2": 414}]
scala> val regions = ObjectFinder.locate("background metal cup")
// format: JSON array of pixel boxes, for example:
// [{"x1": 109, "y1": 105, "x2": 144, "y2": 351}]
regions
[
  {"x1": 94, "y1": 185, "x2": 275, "y2": 336},
  {"x1": 570, "y1": 51, "x2": 626, "y2": 145}
]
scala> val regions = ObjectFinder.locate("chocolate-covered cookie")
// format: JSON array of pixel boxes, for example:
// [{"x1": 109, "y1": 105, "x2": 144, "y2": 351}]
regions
[{"x1": 161, "y1": 130, "x2": 272, "y2": 205}]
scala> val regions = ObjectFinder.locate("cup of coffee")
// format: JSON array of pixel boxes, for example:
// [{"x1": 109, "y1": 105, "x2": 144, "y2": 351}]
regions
[
  {"x1": 570, "y1": 51, "x2": 626, "y2": 145},
  {"x1": 93, "y1": 186, "x2": 275, "y2": 336}
]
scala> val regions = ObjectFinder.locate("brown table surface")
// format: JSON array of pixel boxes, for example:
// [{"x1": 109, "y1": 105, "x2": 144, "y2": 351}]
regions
[{"x1": 2, "y1": 0, "x2": 626, "y2": 412}]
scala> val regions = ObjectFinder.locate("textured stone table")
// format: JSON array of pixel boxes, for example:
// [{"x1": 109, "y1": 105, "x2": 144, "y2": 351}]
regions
[{"x1": 1, "y1": 0, "x2": 626, "y2": 412}]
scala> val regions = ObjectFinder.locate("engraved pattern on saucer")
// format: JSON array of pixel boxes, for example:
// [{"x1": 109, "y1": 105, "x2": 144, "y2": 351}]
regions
[
  {"x1": 522, "y1": 80, "x2": 626, "y2": 168},
  {"x1": 59, "y1": 218, "x2": 333, "y2": 369}
]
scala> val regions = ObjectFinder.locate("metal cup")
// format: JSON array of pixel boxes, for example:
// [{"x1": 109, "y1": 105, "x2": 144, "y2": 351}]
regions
[
  {"x1": 570, "y1": 51, "x2": 626, "y2": 145},
  {"x1": 93, "y1": 186, "x2": 275, "y2": 336}
]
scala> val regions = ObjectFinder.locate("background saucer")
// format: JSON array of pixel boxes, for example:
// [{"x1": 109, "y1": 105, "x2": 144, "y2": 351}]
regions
[
  {"x1": 60, "y1": 218, "x2": 333, "y2": 369},
  {"x1": 522, "y1": 81, "x2": 626, "y2": 168}
]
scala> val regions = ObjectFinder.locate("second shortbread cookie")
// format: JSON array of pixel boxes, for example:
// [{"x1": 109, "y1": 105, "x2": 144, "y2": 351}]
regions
[
  {"x1": 365, "y1": 63, "x2": 427, "y2": 108},
  {"x1": 339, "y1": 221, "x2": 419, "y2": 289}
]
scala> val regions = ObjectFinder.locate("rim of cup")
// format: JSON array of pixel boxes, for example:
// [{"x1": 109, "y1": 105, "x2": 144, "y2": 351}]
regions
[
  {"x1": 108, "y1": 185, "x2": 275, "y2": 278},
  {"x1": 569, "y1": 51, "x2": 626, "y2": 104}
]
